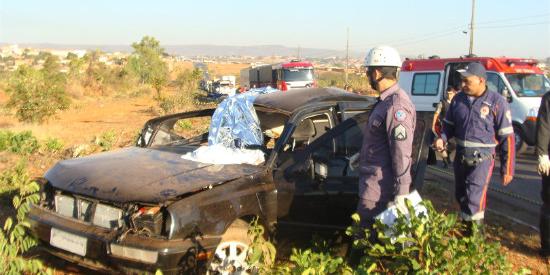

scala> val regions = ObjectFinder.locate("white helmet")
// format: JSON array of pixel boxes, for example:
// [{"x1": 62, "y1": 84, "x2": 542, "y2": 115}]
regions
[{"x1": 364, "y1": 46, "x2": 402, "y2": 68}]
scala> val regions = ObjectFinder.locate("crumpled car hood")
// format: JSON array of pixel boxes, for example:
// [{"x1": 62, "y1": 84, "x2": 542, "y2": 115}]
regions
[{"x1": 45, "y1": 147, "x2": 264, "y2": 203}]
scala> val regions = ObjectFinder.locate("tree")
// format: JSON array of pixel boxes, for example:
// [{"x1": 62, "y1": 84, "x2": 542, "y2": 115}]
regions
[
  {"x1": 175, "y1": 68, "x2": 202, "y2": 92},
  {"x1": 126, "y1": 36, "x2": 168, "y2": 98},
  {"x1": 67, "y1": 53, "x2": 84, "y2": 78},
  {"x1": 6, "y1": 65, "x2": 70, "y2": 123}
]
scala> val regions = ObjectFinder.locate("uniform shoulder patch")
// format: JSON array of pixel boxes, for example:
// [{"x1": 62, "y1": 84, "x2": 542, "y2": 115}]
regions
[
  {"x1": 394, "y1": 109, "x2": 407, "y2": 122},
  {"x1": 392, "y1": 124, "x2": 407, "y2": 141}
]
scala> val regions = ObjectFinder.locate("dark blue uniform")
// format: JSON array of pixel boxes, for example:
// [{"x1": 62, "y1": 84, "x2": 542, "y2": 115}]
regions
[
  {"x1": 357, "y1": 84, "x2": 416, "y2": 225},
  {"x1": 442, "y1": 89, "x2": 515, "y2": 220}
]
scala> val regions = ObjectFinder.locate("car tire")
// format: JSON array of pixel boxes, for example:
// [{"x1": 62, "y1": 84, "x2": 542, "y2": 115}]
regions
[
  {"x1": 513, "y1": 125, "x2": 527, "y2": 155},
  {"x1": 207, "y1": 219, "x2": 251, "y2": 275}
]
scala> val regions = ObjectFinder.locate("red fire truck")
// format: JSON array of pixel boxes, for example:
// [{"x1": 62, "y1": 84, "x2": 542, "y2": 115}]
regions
[{"x1": 240, "y1": 60, "x2": 316, "y2": 91}]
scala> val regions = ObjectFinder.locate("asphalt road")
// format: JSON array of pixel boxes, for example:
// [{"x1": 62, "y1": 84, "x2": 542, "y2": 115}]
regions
[{"x1": 425, "y1": 146, "x2": 542, "y2": 229}]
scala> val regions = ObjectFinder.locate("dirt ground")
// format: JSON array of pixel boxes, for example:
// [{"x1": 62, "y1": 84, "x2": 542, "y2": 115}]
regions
[{"x1": 0, "y1": 87, "x2": 549, "y2": 274}]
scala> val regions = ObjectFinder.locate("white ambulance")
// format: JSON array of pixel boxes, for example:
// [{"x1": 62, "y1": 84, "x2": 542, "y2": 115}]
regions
[{"x1": 398, "y1": 57, "x2": 550, "y2": 152}]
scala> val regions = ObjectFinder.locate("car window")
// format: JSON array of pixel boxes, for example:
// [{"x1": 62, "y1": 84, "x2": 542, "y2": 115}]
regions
[
  {"x1": 487, "y1": 72, "x2": 506, "y2": 95},
  {"x1": 412, "y1": 73, "x2": 440, "y2": 95},
  {"x1": 150, "y1": 116, "x2": 211, "y2": 147},
  {"x1": 311, "y1": 116, "x2": 363, "y2": 161},
  {"x1": 283, "y1": 113, "x2": 332, "y2": 152}
]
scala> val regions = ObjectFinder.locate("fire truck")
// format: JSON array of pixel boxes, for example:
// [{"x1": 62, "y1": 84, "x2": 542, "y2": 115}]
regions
[
  {"x1": 398, "y1": 56, "x2": 550, "y2": 152},
  {"x1": 240, "y1": 60, "x2": 316, "y2": 91}
]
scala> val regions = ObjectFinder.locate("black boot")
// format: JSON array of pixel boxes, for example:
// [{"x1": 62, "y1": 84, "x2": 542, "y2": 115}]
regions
[{"x1": 427, "y1": 147, "x2": 437, "y2": 165}]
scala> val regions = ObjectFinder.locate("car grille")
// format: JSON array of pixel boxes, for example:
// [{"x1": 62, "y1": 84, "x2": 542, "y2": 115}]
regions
[{"x1": 54, "y1": 194, "x2": 123, "y2": 229}]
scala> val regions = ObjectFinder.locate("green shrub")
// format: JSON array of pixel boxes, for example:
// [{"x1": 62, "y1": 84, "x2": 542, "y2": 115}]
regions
[
  {"x1": 157, "y1": 96, "x2": 177, "y2": 114},
  {"x1": 246, "y1": 218, "x2": 276, "y2": 273},
  {"x1": 346, "y1": 200, "x2": 515, "y2": 274},
  {"x1": 0, "y1": 160, "x2": 30, "y2": 193},
  {"x1": 42, "y1": 137, "x2": 64, "y2": 154},
  {"x1": 0, "y1": 164, "x2": 49, "y2": 274},
  {"x1": 282, "y1": 248, "x2": 352, "y2": 275},
  {"x1": 6, "y1": 65, "x2": 70, "y2": 123},
  {"x1": 94, "y1": 130, "x2": 117, "y2": 151},
  {"x1": 0, "y1": 130, "x2": 39, "y2": 155},
  {"x1": 176, "y1": 120, "x2": 193, "y2": 130}
]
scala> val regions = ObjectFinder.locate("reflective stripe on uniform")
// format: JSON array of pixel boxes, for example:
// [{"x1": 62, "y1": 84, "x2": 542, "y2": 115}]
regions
[
  {"x1": 497, "y1": 126, "x2": 514, "y2": 136},
  {"x1": 455, "y1": 138, "x2": 497, "y2": 148},
  {"x1": 443, "y1": 118, "x2": 454, "y2": 126}
]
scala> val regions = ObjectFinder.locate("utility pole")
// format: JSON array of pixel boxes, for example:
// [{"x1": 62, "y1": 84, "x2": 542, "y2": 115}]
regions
[
  {"x1": 469, "y1": 0, "x2": 476, "y2": 55},
  {"x1": 345, "y1": 27, "x2": 349, "y2": 86},
  {"x1": 297, "y1": 45, "x2": 301, "y2": 60}
]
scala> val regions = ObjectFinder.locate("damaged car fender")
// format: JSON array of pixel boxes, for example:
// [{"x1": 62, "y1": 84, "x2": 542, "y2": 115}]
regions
[{"x1": 166, "y1": 170, "x2": 277, "y2": 239}]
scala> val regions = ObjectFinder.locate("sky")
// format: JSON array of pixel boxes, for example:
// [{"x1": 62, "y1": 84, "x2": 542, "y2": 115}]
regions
[{"x1": 0, "y1": 0, "x2": 549, "y2": 58}]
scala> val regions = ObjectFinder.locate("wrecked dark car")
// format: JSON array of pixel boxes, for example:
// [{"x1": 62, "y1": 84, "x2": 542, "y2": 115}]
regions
[{"x1": 28, "y1": 88, "x2": 430, "y2": 274}]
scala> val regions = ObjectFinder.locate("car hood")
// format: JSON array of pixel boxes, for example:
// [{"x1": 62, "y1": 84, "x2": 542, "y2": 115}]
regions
[{"x1": 45, "y1": 147, "x2": 264, "y2": 203}]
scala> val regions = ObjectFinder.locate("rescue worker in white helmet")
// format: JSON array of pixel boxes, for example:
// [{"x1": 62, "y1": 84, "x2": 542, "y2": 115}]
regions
[{"x1": 350, "y1": 46, "x2": 416, "y2": 238}]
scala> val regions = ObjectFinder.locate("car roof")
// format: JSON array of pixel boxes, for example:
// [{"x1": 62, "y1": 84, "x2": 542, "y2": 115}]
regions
[{"x1": 253, "y1": 87, "x2": 371, "y2": 115}]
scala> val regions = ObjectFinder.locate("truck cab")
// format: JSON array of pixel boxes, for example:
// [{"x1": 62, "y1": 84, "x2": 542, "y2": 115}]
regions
[
  {"x1": 241, "y1": 60, "x2": 316, "y2": 92},
  {"x1": 399, "y1": 57, "x2": 550, "y2": 152}
]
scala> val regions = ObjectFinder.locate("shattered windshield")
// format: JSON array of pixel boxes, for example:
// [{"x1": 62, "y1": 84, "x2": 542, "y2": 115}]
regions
[{"x1": 505, "y1": 73, "x2": 549, "y2": 97}]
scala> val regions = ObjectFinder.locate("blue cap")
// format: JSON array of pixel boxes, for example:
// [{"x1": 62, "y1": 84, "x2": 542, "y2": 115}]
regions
[{"x1": 457, "y1": 62, "x2": 487, "y2": 79}]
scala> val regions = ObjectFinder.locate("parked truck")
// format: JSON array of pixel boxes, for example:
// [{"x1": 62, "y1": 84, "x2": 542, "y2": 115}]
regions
[{"x1": 240, "y1": 60, "x2": 316, "y2": 91}]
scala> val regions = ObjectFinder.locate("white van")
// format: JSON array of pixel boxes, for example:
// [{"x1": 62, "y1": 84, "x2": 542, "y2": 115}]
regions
[{"x1": 398, "y1": 57, "x2": 550, "y2": 152}]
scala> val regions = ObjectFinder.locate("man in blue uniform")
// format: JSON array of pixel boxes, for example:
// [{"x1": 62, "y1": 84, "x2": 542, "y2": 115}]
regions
[
  {"x1": 354, "y1": 46, "x2": 416, "y2": 232},
  {"x1": 434, "y1": 62, "x2": 515, "y2": 235},
  {"x1": 536, "y1": 90, "x2": 550, "y2": 258}
]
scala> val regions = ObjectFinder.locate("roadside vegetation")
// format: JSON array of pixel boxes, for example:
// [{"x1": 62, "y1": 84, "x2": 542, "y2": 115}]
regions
[{"x1": 244, "y1": 201, "x2": 528, "y2": 275}]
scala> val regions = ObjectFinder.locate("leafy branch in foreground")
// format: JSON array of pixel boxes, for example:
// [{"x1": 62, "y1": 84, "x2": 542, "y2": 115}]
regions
[{"x1": 0, "y1": 163, "x2": 50, "y2": 274}]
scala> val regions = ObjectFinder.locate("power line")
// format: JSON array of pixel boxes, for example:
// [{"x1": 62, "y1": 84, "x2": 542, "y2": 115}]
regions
[
  {"x1": 349, "y1": 13, "x2": 549, "y2": 50},
  {"x1": 349, "y1": 24, "x2": 466, "y2": 49},
  {"x1": 476, "y1": 13, "x2": 550, "y2": 25},
  {"x1": 477, "y1": 21, "x2": 550, "y2": 29}
]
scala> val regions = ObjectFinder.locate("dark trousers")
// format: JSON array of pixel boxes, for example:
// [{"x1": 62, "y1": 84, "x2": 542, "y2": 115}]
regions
[
  {"x1": 356, "y1": 198, "x2": 388, "y2": 241},
  {"x1": 453, "y1": 155, "x2": 495, "y2": 220},
  {"x1": 541, "y1": 174, "x2": 550, "y2": 254}
]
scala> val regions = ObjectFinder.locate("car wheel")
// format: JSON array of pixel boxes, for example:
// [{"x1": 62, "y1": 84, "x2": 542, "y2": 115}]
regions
[{"x1": 207, "y1": 220, "x2": 250, "y2": 275}]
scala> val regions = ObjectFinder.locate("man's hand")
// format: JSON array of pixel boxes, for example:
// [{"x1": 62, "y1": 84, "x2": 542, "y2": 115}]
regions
[
  {"x1": 538, "y1": 154, "x2": 550, "y2": 176},
  {"x1": 502, "y1": 174, "x2": 513, "y2": 186},
  {"x1": 393, "y1": 194, "x2": 409, "y2": 214},
  {"x1": 348, "y1": 153, "x2": 360, "y2": 171},
  {"x1": 433, "y1": 138, "x2": 446, "y2": 152}
]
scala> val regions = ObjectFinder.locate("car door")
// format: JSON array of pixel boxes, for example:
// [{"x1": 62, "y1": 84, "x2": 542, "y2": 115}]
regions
[
  {"x1": 277, "y1": 105, "x2": 429, "y2": 228},
  {"x1": 272, "y1": 106, "x2": 338, "y2": 223},
  {"x1": 275, "y1": 104, "x2": 371, "y2": 227}
]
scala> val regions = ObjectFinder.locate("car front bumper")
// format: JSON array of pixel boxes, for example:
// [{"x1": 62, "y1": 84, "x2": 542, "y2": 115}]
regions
[{"x1": 28, "y1": 205, "x2": 220, "y2": 274}]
